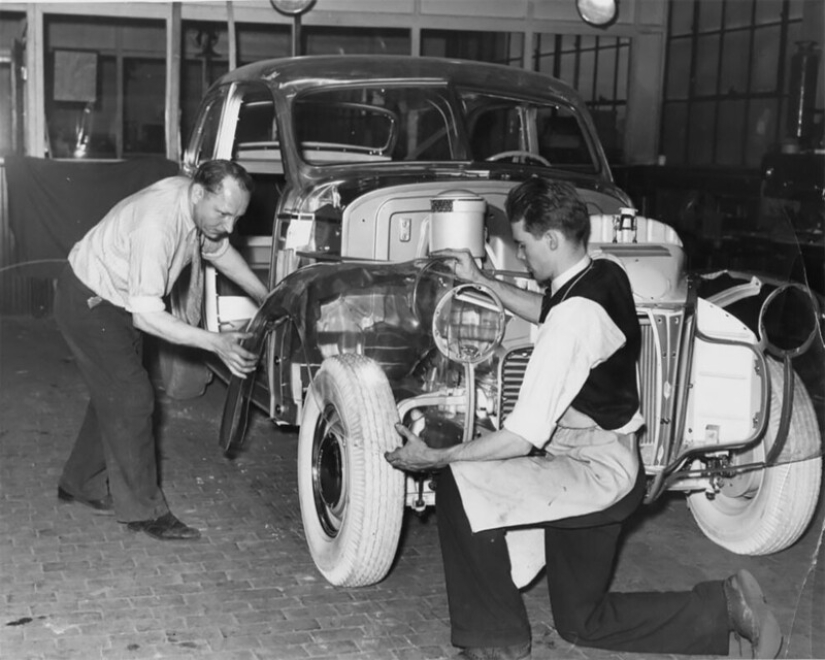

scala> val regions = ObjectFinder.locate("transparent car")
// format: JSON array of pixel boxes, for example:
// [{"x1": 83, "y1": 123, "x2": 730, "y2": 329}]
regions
[{"x1": 174, "y1": 55, "x2": 824, "y2": 588}]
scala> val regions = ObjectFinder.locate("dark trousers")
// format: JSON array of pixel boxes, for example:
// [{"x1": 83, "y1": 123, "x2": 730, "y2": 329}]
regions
[
  {"x1": 436, "y1": 465, "x2": 731, "y2": 655},
  {"x1": 54, "y1": 265, "x2": 169, "y2": 522}
]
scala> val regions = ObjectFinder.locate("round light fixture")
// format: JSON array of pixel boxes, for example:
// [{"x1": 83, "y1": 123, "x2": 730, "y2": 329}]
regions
[
  {"x1": 270, "y1": 0, "x2": 316, "y2": 16},
  {"x1": 576, "y1": 0, "x2": 618, "y2": 27},
  {"x1": 432, "y1": 284, "x2": 506, "y2": 365}
]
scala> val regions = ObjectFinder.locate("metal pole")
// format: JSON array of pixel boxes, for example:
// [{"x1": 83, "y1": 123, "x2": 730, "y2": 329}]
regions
[
  {"x1": 165, "y1": 1, "x2": 182, "y2": 162},
  {"x1": 292, "y1": 14, "x2": 301, "y2": 57},
  {"x1": 227, "y1": 1, "x2": 237, "y2": 70}
]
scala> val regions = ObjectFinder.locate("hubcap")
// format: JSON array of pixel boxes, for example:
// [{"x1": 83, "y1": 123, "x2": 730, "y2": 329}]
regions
[{"x1": 312, "y1": 404, "x2": 348, "y2": 537}]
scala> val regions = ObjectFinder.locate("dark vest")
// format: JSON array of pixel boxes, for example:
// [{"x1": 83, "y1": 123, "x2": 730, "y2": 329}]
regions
[{"x1": 540, "y1": 258, "x2": 640, "y2": 430}]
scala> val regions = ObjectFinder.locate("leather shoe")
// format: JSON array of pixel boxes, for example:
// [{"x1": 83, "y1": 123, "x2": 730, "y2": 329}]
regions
[
  {"x1": 455, "y1": 642, "x2": 531, "y2": 659},
  {"x1": 57, "y1": 486, "x2": 113, "y2": 514},
  {"x1": 724, "y1": 569, "x2": 782, "y2": 659},
  {"x1": 126, "y1": 512, "x2": 201, "y2": 541}
]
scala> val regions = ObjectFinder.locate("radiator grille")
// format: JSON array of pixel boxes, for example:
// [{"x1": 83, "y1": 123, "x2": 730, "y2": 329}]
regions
[
  {"x1": 499, "y1": 347, "x2": 532, "y2": 420},
  {"x1": 637, "y1": 318, "x2": 659, "y2": 461},
  {"x1": 498, "y1": 317, "x2": 662, "y2": 462}
]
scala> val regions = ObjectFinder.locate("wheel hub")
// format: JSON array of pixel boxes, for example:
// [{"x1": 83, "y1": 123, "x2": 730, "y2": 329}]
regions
[{"x1": 312, "y1": 404, "x2": 348, "y2": 536}]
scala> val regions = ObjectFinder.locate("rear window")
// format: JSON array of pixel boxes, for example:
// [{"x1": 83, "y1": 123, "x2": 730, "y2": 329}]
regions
[{"x1": 293, "y1": 85, "x2": 461, "y2": 165}]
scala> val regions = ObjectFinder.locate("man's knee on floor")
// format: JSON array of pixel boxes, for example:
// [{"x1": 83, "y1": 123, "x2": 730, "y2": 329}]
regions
[{"x1": 553, "y1": 611, "x2": 600, "y2": 646}]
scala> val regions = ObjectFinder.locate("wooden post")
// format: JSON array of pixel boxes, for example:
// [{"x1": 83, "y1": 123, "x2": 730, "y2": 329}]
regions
[
  {"x1": 165, "y1": 1, "x2": 182, "y2": 163},
  {"x1": 227, "y1": 1, "x2": 237, "y2": 71},
  {"x1": 24, "y1": 4, "x2": 46, "y2": 157}
]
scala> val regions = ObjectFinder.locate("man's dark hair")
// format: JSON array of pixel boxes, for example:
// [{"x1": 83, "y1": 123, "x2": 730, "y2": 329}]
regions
[
  {"x1": 193, "y1": 159, "x2": 255, "y2": 195},
  {"x1": 505, "y1": 177, "x2": 590, "y2": 247}
]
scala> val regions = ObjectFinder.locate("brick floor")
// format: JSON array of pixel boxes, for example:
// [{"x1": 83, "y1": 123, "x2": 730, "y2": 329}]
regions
[{"x1": 1, "y1": 316, "x2": 823, "y2": 660}]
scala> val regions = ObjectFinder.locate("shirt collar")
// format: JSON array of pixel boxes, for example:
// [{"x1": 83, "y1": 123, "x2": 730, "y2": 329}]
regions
[
  {"x1": 181, "y1": 180, "x2": 198, "y2": 235},
  {"x1": 550, "y1": 255, "x2": 591, "y2": 296}
]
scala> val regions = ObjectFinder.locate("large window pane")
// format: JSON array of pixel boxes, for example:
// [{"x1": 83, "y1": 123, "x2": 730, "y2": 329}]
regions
[
  {"x1": 694, "y1": 33, "x2": 720, "y2": 96},
  {"x1": 687, "y1": 100, "x2": 715, "y2": 164},
  {"x1": 123, "y1": 58, "x2": 166, "y2": 156},
  {"x1": 0, "y1": 13, "x2": 25, "y2": 156},
  {"x1": 755, "y1": 0, "x2": 785, "y2": 24},
  {"x1": 660, "y1": 101, "x2": 688, "y2": 164},
  {"x1": 746, "y1": 98, "x2": 779, "y2": 166},
  {"x1": 304, "y1": 26, "x2": 410, "y2": 56},
  {"x1": 751, "y1": 26, "x2": 781, "y2": 93},
  {"x1": 725, "y1": 0, "x2": 755, "y2": 29},
  {"x1": 44, "y1": 15, "x2": 165, "y2": 160},
  {"x1": 698, "y1": 0, "x2": 722, "y2": 33},
  {"x1": 421, "y1": 29, "x2": 522, "y2": 66},
  {"x1": 716, "y1": 99, "x2": 746, "y2": 165},
  {"x1": 237, "y1": 23, "x2": 291, "y2": 63},
  {"x1": 181, "y1": 22, "x2": 233, "y2": 143},
  {"x1": 669, "y1": 0, "x2": 695, "y2": 36},
  {"x1": 719, "y1": 29, "x2": 751, "y2": 94},
  {"x1": 534, "y1": 32, "x2": 629, "y2": 163},
  {"x1": 46, "y1": 52, "x2": 118, "y2": 158},
  {"x1": 665, "y1": 37, "x2": 692, "y2": 100}
]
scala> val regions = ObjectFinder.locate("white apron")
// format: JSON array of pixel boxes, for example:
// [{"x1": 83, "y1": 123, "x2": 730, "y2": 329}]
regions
[{"x1": 450, "y1": 426, "x2": 639, "y2": 588}]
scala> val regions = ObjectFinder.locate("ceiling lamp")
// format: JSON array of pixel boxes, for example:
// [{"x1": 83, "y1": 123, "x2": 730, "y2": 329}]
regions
[
  {"x1": 576, "y1": 0, "x2": 618, "y2": 27},
  {"x1": 270, "y1": 0, "x2": 316, "y2": 16}
]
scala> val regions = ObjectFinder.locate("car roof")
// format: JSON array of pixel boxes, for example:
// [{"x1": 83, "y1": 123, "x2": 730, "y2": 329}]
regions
[{"x1": 216, "y1": 55, "x2": 584, "y2": 106}]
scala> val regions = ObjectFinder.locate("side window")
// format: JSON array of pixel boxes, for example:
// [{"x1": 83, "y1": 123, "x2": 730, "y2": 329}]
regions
[
  {"x1": 232, "y1": 86, "x2": 280, "y2": 175},
  {"x1": 468, "y1": 106, "x2": 523, "y2": 158},
  {"x1": 535, "y1": 106, "x2": 594, "y2": 169},
  {"x1": 230, "y1": 85, "x2": 285, "y2": 237},
  {"x1": 185, "y1": 91, "x2": 226, "y2": 169}
]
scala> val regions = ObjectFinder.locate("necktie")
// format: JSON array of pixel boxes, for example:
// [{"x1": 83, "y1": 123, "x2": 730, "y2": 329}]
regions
[{"x1": 183, "y1": 233, "x2": 204, "y2": 326}]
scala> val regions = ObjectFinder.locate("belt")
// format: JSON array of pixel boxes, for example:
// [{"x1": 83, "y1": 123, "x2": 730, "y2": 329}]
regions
[
  {"x1": 557, "y1": 408, "x2": 638, "y2": 453},
  {"x1": 63, "y1": 265, "x2": 122, "y2": 312}
]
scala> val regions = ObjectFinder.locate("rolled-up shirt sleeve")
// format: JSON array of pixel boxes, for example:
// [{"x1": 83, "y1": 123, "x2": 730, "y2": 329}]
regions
[
  {"x1": 503, "y1": 297, "x2": 627, "y2": 449},
  {"x1": 126, "y1": 225, "x2": 175, "y2": 314}
]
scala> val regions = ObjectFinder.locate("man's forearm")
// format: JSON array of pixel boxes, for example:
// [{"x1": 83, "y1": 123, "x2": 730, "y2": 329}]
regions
[
  {"x1": 476, "y1": 271, "x2": 543, "y2": 324},
  {"x1": 387, "y1": 424, "x2": 534, "y2": 472},
  {"x1": 133, "y1": 309, "x2": 217, "y2": 350},
  {"x1": 444, "y1": 427, "x2": 534, "y2": 463},
  {"x1": 210, "y1": 246, "x2": 269, "y2": 304},
  {"x1": 134, "y1": 309, "x2": 259, "y2": 378}
]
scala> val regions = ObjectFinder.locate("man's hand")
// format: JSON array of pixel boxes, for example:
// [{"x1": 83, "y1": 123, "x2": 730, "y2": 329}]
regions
[
  {"x1": 210, "y1": 331, "x2": 259, "y2": 378},
  {"x1": 432, "y1": 248, "x2": 485, "y2": 285},
  {"x1": 385, "y1": 423, "x2": 449, "y2": 472}
]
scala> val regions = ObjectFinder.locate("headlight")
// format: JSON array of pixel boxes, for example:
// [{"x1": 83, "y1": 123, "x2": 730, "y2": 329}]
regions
[{"x1": 432, "y1": 283, "x2": 506, "y2": 364}]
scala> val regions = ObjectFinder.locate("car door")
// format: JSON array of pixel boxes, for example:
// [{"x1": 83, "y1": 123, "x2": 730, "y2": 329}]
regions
[{"x1": 185, "y1": 82, "x2": 285, "y2": 336}]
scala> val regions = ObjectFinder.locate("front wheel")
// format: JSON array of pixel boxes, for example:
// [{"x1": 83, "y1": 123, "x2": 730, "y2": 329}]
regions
[
  {"x1": 297, "y1": 354, "x2": 405, "y2": 587},
  {"x1": 687, "y1": 358, "x2": 822, "y2": 555}
]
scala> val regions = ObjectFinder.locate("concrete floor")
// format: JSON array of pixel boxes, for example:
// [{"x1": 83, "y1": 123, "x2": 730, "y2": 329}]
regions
[{"x1": 1, "y1": 315, "x2": 823, "y2": 660}]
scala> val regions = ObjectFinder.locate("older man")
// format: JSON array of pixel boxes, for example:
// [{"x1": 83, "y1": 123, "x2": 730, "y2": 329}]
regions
[
  {"x1": 386, "y1": 178, "x2": 782, "y2": 660},
  {"x1": 54, "y1": 159, "x2": 268, "y2": 540}
]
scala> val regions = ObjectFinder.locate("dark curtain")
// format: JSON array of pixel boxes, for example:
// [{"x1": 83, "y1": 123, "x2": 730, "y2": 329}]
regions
[{"x1": 5, "y1": 156, "x2": 179, "y2": 278}]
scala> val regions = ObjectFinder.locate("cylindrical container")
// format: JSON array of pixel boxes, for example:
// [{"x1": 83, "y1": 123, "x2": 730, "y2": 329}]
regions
[
  {"x1": 614, "y1": 206, "x2": 637, "y2": 243},
  {"x1": 429, "y1": 190, "x2": 487, "y2": 258}
]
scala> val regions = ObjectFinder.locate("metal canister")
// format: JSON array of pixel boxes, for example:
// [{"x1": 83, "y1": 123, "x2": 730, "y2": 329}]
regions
[{"x1": 429, "y1": 190, "x2": 487, "y2": 258}]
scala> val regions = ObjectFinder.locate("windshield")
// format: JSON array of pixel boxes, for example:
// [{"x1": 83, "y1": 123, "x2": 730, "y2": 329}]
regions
[
  {"x1": 291, "y1": 84, "x2": 600, "y2": 174},
  {"x1": 294, "y1": 85, "x2": 460, "y2": 164},
  {"x1": 461, "y1": 91, "x2": 599, "y2": 174}
]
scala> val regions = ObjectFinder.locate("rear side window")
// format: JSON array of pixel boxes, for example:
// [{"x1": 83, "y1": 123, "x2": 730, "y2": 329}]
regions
[
  {"x1": 229, "y1": 85, "x2": 285, "y2": 236},
  {"x1": 462, "y1": 90, "x2": 599, "y2": 174},
  {"x1": 185, "y1": 90, "x2": 226, "y2": 168},
  {"x1": 232, "y1": 87, "x2": 281, "y2": 176}
]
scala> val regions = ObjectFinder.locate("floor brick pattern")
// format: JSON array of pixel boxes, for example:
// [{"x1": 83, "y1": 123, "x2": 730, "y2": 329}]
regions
[{"x1": 1, "y1": 317, "x2": 822, "y2": 660}]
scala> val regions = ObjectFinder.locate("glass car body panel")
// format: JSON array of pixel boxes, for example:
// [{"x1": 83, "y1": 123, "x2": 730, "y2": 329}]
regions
[{"x1": 178, "y1": 55, "x2": 822, "y2": 587}]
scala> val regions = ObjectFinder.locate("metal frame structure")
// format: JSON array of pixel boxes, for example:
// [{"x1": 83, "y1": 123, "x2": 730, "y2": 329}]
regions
[
  {"x1": 4, "y1": 0, "x2": 669, "y2": 164},
  {"x1": 660, "y1": 0, "x2": 821, "y2": 167}
]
